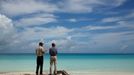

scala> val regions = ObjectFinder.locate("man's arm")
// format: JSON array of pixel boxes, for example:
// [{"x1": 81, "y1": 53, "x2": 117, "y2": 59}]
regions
[
  {"x1": 36, "y1": 49, "x2": 37, "y2": 56},
  {"x1": 49, "y1": 48, "x2": 51, "y2": 55},
  {"x1": 42, "y1": 47, "x2": 45, "y2": 54},
  {"x1": 55, "y1": 48, "x2": 57, "y2": 55},
  {"x1": 56, "y1": 49, "x2": 58, "y2": 55}
]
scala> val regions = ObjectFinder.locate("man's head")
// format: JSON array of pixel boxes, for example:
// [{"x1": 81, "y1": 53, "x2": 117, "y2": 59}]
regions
[
  {"x1": 52, "y1": 43, "x2": 56, "y2": 47},
  {"x1": 39, "y1": 42, "x2": 43, "y2": 46}
]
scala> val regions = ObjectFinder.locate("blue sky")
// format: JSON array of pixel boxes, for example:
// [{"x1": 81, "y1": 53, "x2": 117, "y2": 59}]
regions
[{"x1": 0, "y1": 0, "x2": 134, "y2": 53}]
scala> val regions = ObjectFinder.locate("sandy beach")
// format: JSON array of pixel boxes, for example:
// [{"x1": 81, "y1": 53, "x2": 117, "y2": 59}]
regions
[
  {"x1": 71, "y1": 72, "x2": 134, "y2": 75},
  {"x1": 0, "y1": 72, "x2": 134, "y2": 75}
]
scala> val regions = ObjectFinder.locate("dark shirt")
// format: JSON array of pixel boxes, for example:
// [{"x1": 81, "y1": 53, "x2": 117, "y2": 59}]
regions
[{"x1": 49, "y1": 47, "x2": 57, "y2": 56}]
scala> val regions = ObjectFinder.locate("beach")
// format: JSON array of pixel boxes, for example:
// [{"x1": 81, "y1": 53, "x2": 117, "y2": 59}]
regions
[
  {"x1": 0, "y1": 72, "x2": 134, "y2": 75},
  {"x1": 71, "y1": 72, "x2": 134, "y2": 75},
  {"x1": 0, "y1": 54, "x2": 134, "y2": 75}
]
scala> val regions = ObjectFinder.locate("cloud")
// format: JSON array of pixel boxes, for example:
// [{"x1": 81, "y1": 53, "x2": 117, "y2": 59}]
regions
[
  {"x1": 0, "y1": 13, "x2": 74, "y2": 53},
  {"x1": 85, "y1": 31, "x2": 134, "y2": 53},
  {"x1": 49, "y1": 30, "x2": 134, "y2": 53},
  {"x1": 0, "y1": 25, "x2": 74, "y2": 53},
  {"x1": 102, "y1": 17, "x2": 121, "y2": 23},
  {"x1": 0, "y1": 0, "x2": 134, "y2": 53},
  {"x1": 118, "y1": 21, "x2": 134, "y2": 29},
  {"x1": 12, "y1": 26, "x2": 73, "y2": 48},
  {"x1": 68, "y1": 18, "x2": 77, "y2": 22},
  {"x1": 0, "y1": 0, "x2": 58, "y2": 16},
  {"x1": 30, "y1": 26, "x2": 73, "y2": 39},
  {"x1": 117, "y1": 11, "x2": 134, "y2": 29},
  {"x1": 102, "y1": 10, "x2": 134, "y2": 23},
  {"x1": 0, "y1": 14, "x2": 15, "y2": 42},
  {"x1": 0, "y1": 14, "x2": 14, "y2": 30},
  {"x1": 14, "y1": 13, "x2": 57, "y2": 27},
  {"x1": 65, "y1": 18, "x2": 93, "y2": 23},
  {"x1": 0, "y1": 14, "x2": 134, "y2": 53},
  {"x1": 48, "y1": 38, "x2": 75, "y2": 53},
  {"x1": 0, "y1": 14, "x2": 16, "y2": 51},
  {"x1": 58, "y1": 0, "x2": 126, "y2": 13},
  {"x1": 83, "y1": 25, "x2": 117, "y2": 30},
  {"x1": 0, "y1": 0, "x2": 126, "y2": 17},
  {"x1": 121, "y1": 45, "x2": 128, "y2": 50},
  {"x1": 99, "y1": 0, "x2": 126, "y2": 7},
  {"x1": 58, "y1": 0, "x2": 93, "y2": 13}
]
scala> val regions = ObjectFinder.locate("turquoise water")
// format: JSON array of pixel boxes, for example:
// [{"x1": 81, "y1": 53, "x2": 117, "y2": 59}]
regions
[{"x1": 0, "y1": 54, "x2": 134, "y2": 72}]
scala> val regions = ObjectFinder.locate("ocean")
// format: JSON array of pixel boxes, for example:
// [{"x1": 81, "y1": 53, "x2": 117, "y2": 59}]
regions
[{"x1": 0, "y1": 53, "x2": 134, "y2": 73}]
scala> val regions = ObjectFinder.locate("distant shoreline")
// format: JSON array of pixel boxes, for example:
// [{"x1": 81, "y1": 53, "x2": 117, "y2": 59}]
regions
[{"x1": 0, "y1": 53, "x2": 134, "y2": 55}]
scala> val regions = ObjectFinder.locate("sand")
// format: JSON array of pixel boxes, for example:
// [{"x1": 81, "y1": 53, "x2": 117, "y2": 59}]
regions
[{"x1": 0, "y1": 72, "x2": 134, "y2": 75}]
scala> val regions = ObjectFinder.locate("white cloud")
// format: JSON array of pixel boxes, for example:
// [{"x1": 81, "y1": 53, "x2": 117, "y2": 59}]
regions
[
  {"x1": 58, "y1": 0, "x2": 93, "y2": 13},
  {"x1": 121, "y1": 45, "x2": 128, "y2": 50},
  {"x1": 10, "y1": 26, "x2": 74, "y2": 53},
  {"x1": 0, "y1": 15, "x2": 13, "y2": 30},
  {"x1": 58, "y1": 0, "x2": 126, "y2": 13},
  {"x1": 0, "y1": 14, "x2": 74, "y2": 53},
  {"x1": 14, "y1": 13, "x2": 57, "y2": 27},
  {"x1": 125, "y1": 11, "x2": 134, "y2": 18},
  {"x1": 0, "y1": 14, "x2": 16, "y2": 51},
  {"x1": 118, "y1": 20, "x2": 134, "y2": 29},
  {"x1": 102, "y1": 11, "x2": 134, "y2": 23},
  {"x1": 0, "y1": 0, "x2": 126, "y2": 16},
  {"x1": 66, "y1": 18, "x2": 93, "y2": 22},
  {"x1": 68, "y1": 18, "x2": 77, "y2": 22},
  {"x1": 0, "y1": 14, "x2": 15, "y2": 41},
  {"x1": 66, "y1": 36, "x2": 72, "y2": 40},
  {"x1": 0, "y1": 0, "x2": 58, "y2": 16},
  {"x1": 49, "y1": 30, "x2": 134, "y2": 53},
  {"x1": 14, "y1": 26, "x2": 73, "y2": 43},
  {"x1": 86, "y1": 31, "x2": 134, "y2": 53},
  {"x1": 83, "y1": 25, "x2": 117, "y2": 30},
  {"x1": 117, "y1": 11, "x2": 134, "y2": 29},
  {"x1": 99, "y1": 0, "x2": 126, "y2": 7},
  {"x1": 0, "y1": 14, "x2": 134, "y2": 53},
  {"x1": 102, "y1": 17, "x2": 121, "y2": 23},
  {"x1": 91, "y1": 32, "x2": 122, "y2": 45},
  {"x1": 47, "y1": 36, "x2": 75, "y2": 53},
  {"x1": 1, "y1": 0, "x2": 134, "y2": 53}
]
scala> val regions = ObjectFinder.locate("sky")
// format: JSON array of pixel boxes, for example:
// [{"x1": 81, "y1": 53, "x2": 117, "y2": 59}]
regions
[{"x1": 0, "y1": 0, "x2": 134, "y2": 53}]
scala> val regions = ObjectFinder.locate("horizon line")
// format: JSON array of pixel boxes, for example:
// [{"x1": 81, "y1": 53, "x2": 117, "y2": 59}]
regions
[{"x1": 0, "y1": 53, "x2": 134, "y2": 55}]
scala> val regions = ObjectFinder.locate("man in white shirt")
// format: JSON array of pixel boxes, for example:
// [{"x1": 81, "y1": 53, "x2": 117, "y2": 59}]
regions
[{"x1": 36, "y1": 42, "x2": 45, "y2": 75}]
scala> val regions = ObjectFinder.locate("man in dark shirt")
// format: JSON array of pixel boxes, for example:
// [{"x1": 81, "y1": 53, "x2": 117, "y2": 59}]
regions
[{"x1": 49, "y1": 43, "x2": 57, "y2": 75}]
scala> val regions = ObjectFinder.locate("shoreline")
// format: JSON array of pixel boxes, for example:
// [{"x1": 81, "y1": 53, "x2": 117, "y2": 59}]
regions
[
  {"x1": 0, "y1": 71, "x2": 134, "y2": 75},
  {"x1": 1, "y1": 53, "x2": 134, "y2": 55}
]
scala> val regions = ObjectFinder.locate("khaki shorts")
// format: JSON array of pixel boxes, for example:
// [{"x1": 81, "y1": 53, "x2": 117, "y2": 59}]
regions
[{"x1": 50, "y1": 56, "x2": 57, "y2": 64}]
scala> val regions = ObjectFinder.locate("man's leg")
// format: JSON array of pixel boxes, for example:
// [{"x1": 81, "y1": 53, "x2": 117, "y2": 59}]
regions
[
  {"x1": 54, "y1": 58, "x2": 57, "y2": 75},
  {"x1": 40, "y1": 64, "x2": 43, "y2": 75},
  {"x1": 36, "y1": 64, "x2": 39, "y2": 75},
  {"x1": 50, "y1": 57, "x2": 53, "y2": 75},
  {"x1": 36, "y1": 57, "x2": 39, "y2": 75},
  {"x1": 40, "y1": 56, "x2": 43, "y2": 75}
]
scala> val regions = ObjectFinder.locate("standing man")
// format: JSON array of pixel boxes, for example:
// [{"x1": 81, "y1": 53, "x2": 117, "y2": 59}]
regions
[
  {"x1": 36, "y1": 42, "x2": 45, "y2": 75},
  {"x1": 49, "y1": 43, "x2": 58, "y2": 75}
]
